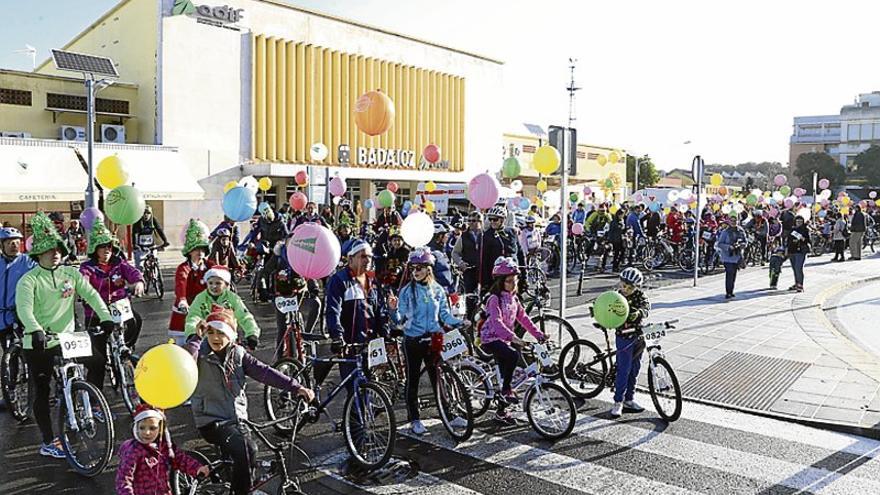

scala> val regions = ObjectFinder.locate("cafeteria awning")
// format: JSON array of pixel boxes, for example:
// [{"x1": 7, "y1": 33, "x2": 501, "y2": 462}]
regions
[
  {"x1": 0, "y1": 144, "x2": 89, "y2": 202},
  {"x1": 92, "y1": 147, "x2": 204, "y2": 201}
]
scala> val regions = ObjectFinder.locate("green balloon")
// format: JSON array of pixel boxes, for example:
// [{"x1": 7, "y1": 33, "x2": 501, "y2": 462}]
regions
[
  {"x1": 569, "y1": 192, "x2": 579, "y2": 202},
  {"x1": 377, "y1": 189, "x2": 396, "y2": 208},
  {"x1": 779, "y1": 185, "x2": 791, "y2": 196},
  {"x1": 502, "y1": 157, "x2": 521, "y2": 179},
  {"x1": 593, "y1": 290, "x2": 630, "y2": 329},
  {"x1": 105, "y1": 186, "x2": 146, "y2": 226},
  {"x1": 746, "y1": 194, "x2": 758, "y2": 205}
]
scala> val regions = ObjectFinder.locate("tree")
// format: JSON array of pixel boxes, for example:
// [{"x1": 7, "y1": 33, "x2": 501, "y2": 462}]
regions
[
  {"x1": 627, "y1": 155, "x2": 660, "y2": 191},
  {"x1": 744, "y1": 177, "x2": 755, "y2": 191},
  {"x1": 854, "y1": 145, "x2": 880, "y2": 187},
  {"x1": 793, "y1": 152, "x2": 845, "y2": 189}
]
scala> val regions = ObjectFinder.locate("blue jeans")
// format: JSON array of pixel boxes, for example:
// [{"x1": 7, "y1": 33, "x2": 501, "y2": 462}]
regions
[
  {"x1": 723, "y1": 262, "x2": 739, "y2": 296},
  {"x1": 789, "y1": 253, "x2": 806, "y2": 286},
  {"x1": 614, "y1": 334, "x2": 643, "y2": 403}
]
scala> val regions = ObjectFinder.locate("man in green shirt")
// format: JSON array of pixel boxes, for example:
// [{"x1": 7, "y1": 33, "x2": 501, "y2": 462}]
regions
[{"x1": 15, "y1": 212, "x2": 114, "y2": 459}]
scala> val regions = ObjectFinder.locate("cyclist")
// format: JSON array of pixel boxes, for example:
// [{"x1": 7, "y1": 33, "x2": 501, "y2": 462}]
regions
[
  {"x1": 184, "y1": 266, "x2": 260, "y2": 350},
  {"x1": 571, "y1": 203, "x2": 588, "y2": 225},
  {"x1": 374, "y1": 204, "x2": 402, "y2": 235},
  {"x1": 518, "y1": 216, "x2": 540, "y2": 257},
  {"x1": 1, "y1": 227, "x2": 35, "y2": 353},
  {"x1": 480, "y1": 206, "x2": 519, "y2": 292},
  {"x1": 185, "y1": 306, "x2": 314, "y2": 495},
  {"x1": 132, "y1": 205, "x2": 169, "y2": 270},
  {"x1": 335, "y1": 222, "x2": 353, "y2": 247},
  {"x1": 79, "y1": 222, "x2": 145, "y2": 393},
  {"x1": 65, "y1": 219, "x2": 86, "y2": 258},
  {"x1": 208, "y1": 228, "x2": 242, "y2": 276},
  {"x1": 210, "y1": 216, "x2": 241, "y2": 248},
  {"x1": 585, "y1": 204, "x2": 611, "y2": 234},
  {"x1": 292, "y1": 201, "x2": 327, "y2": 230},
  {"x1": 606, "y1": 208, "x2": 626, "y2": 272},
  {"x1": 609, "y1": 267, "x2": 651, "y2": 418},
  {"x1": 337, "y1": 200, "x2": 357, "y2": 229},
  {"x1": 480, "y1": 257, "x2": 545, "y2": 424},
  {"x1": 169, "y1": 220, "x2": 214, "y2": 345},
  {"x1": 452, "y1": 211, "x2": 483, "y2": 294},
  {"x1": 255, "y1": 207, "x2": 288, "y2": 302},
  {"x1": 15, "y1": 212, "x2": 114, "y2": 458},
  {"x1": 375, "y1": 228, "x2": 409, "y2": 292},
  {"x1": 428, "y1": 223, "x2": 455, "y2": 294},
  {"x1": 387, "y1": 248, "x2": 467, "y2": 435},
  {"x1": 320, "y1": 205, "x2": 336, "y2": 230}
]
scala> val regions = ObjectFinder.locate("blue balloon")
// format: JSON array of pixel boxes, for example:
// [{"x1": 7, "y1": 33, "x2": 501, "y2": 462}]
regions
[
  {"x1": 223, "y1": 187, "x2": 257, "y2": 222},
  {"x1": 519, "y1": 197, "x2": 531, "y2": 209},
  {"x1": 403, "y1": 200, "x2": 413, "y2": 209},
  {"x1": 649, "y1": 202, "x2": 661, "y2": 212},
  {"x1": 364, "y1": 199, "x2": 374, "y2": 208}
]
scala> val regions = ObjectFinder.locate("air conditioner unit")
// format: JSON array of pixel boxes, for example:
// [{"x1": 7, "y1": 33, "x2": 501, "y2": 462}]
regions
[
  {"x1": 60, "y1": 125, "x2": 86, "y2": 142},
  {"x1": 101, "y1": 124, "x2": 126, "y2": 144},
  {"x1": 0, "y1": 131, "x2": 32, "y2": 138}
]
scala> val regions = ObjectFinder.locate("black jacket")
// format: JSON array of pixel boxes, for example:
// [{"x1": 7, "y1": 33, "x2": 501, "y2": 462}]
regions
[
  {"x1": 851, "y1": 211, "x2": 866, "y2": 233},
  {"x1": 480, "y1": 227, "x2": 519, "y2": 288}
]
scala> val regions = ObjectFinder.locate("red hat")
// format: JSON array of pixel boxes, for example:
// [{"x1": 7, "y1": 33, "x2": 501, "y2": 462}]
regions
[{"x1": 206, "y1": 304, "x2": 237, "y2": 340}]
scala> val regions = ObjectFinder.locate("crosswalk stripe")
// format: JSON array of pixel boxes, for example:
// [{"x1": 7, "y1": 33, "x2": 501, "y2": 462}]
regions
[{"x1": 404, "y1": 419, "x2": 704, "y2": 495}]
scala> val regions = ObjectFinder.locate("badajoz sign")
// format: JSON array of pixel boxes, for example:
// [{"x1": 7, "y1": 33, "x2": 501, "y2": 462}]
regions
[{"x1": 171, "y1": 0, "x2": 244, "y2": 24}]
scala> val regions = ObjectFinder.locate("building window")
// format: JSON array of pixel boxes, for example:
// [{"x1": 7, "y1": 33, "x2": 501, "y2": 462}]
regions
[
  {"x1": 46, "y1": 93, "x2": 129, "y2": 114},
  {"x1": 0, "y1": 88, "x2": 32, "y2": 106},
  {"x1": 847, "y1": 124, "x2": 860, "y2": 141},
  {"x1": 861, "y1": 123, "x2": 873, "y2": 141}
]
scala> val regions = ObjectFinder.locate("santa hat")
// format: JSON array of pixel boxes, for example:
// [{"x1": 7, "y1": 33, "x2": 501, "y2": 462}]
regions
[
  {"x1": 206, "y1": 305, "x2": 237, "y2": 340},
  {"x1": 132, "y1": 403, "x2": 174, "y2": 455},
  {"x1": 203, "y1": 265, "x2": 231, "y2": 285}
]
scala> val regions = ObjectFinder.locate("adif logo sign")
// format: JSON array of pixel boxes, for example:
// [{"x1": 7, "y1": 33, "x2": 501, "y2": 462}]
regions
[{"x1": 172, "y1": 0, "x2": 244, "y2": 23}]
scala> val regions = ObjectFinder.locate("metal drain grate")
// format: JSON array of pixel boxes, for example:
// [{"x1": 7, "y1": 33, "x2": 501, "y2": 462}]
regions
[{"x1": 681, "y1": 351, "x2": 810, "y2": 411}]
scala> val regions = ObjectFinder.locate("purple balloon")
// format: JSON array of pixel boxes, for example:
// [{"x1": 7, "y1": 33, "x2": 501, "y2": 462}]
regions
[{"x1": 80, "y1": 207, "x2": 104, "y2": 232}]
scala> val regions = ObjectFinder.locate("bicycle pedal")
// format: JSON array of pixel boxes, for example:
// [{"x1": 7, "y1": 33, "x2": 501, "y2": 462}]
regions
[{"x1": 332, "y1": 420, "x2": 343, "y2": 432}]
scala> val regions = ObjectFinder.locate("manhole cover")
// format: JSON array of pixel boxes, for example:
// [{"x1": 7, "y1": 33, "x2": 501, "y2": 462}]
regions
[
  {"x1": 681, "y1": 351, "x2": 809, "y2": 410},
  {"x1": 340, "y1": 456, "x2": 420, "y2": 486}
]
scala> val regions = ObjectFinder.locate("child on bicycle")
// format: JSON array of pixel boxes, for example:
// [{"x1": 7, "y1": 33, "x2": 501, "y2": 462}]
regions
[
  {"x1": 768, "y1": 245, "x2": 786, "y2": 289},
  {"x1": 115, "y1": 404, "x2": 209, "y2": 495},
  {"x1": 169, "y1": 219, "x2": 214, "y2": 345},
  {"x1": 388, "y1": 248, "x2": 468, "y2": 435},
  {"x1": 480, "y1": 257, "x2": 545, "y2": 424},
  {"x1": 609, "y1": 267, "x2": 651, "y2": 418},
  {"x1": 183, "y1": 266, "x2": 260, "y2": 350},
  {"x1": 185, "y1": 306, "x2": 314, "y2": 495}
]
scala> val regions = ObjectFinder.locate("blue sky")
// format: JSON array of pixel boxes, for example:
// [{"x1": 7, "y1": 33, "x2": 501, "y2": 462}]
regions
[{"x1": 3, "y1": 0, "x2": 879, "y2": 170}]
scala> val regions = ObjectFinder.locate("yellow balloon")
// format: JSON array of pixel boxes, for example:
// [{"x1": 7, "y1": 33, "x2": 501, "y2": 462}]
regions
[
  {"x1": 840, "y1": 206, "x2": 850, "y2": 215},
  {"x1": 425, "y1": 181, "x2": 437, "y2": 193},
  {"x1": 597, "y1": 155, "x2": 608, "y2": 167},
  {"x1": 96, "y1": 155, "x2": 128, "y2": 189},
  {"x1": 424, "y1": 200, "x2": 435, "y2": 213},
  {"x1": 712, "y1": 203, "x2": 720, "y2": 211},
  {"x1": 689, "y1": 201, "x2": 697, "y2": 209},
  {"x1": 842, "y1": 196, "x2": 851, "y2": 205},
  {"x1": 536, "y1": 179, "x2": 548, "y2": 193},
  {"x1": 536, "y1": 198, "x2": 544, "y2": 208},
  {"x1": 876, "y1": 199, "x2": 880, "y2": 207},
  {"x1": 223, "y1": 180, "x2": 238, "y2": 193},
  {"x1": 533, "y1": 145, "x2": 561, "y2": 175},
  {"x1": 663, "y1": 207, "x2": 671, "y2": 215},
  {"x1": 258, "y1": 177, "x2": 273, "y2": 192},
  {"x1": 710, "y1": 173, "x2": 723, "y2": 186},
  {"x1": 609, "y1": 151, "x2": 620, "y2": 164},
  {"x1": 609, "y1": 204, "x2": 619, "y2": 214},
  {"x1": 134, "y1": 342, "x2": 198, "y2": 409}
]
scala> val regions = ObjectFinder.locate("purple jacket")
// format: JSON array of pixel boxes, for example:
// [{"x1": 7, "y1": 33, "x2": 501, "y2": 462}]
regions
[
  {"x1": 79, "y1": 256, "x2": 143, "y2": 319},
  {"x1": 480, "y1": 291, "x2": 544, "y2": 345},
  {"x1": 115, "y1": 439, "x2": 202, "y2": 495}
]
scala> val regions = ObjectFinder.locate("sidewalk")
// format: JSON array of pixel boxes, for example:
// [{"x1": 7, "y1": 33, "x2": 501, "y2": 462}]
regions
[{"x1": 567, "y1": 251, "x2": 880, "y2": 437}]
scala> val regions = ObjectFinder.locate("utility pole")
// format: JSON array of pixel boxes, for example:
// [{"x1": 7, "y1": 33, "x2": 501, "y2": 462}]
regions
[{"x1": 559, "y1": 59, "x2": 580, "y2": 318}]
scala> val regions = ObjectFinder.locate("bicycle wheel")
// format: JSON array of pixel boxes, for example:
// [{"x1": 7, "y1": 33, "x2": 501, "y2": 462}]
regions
[
  {"x1": 264, "y1": 358, "x2": 306, "y2": 434},
  {"x1": 155, "y1": 268, "x2": 165, "y2": 300},
  {"x1": 2, "y1": 346, "x2": 30, "y2": 422},
  {"x1": 171, "y1": 450, "x2": 222, "y2": 495},
  {"x1": 456, "y1": 361, "x2": 492, "y2": 418},
  {"x1": 434, "y1": 365, "x2": 474, "y2": 441},
  {"x1": 343, "y1": 382, "x2": 396, "y2": 470},
  {"x1": 117, "y1": 354, "x2": 141, "y2": 415},
  {"x1": 58, "y1": 380, "x2": 114, "y2": 477},
  {"x1": 369, "y1": 358, "x2": 402, "y2": 406},
  {"x1": 525, "y1": 382, "x2": 576, "y2": 440},
  {"x1": 521, "y1": 314, "x2": 579, "y2": 379},
  {"x1": 648, "y1": 355, "x2": 682, "y2": 422},
  {"x1": 559, "y1": 339, "x2": 607, "y2": 399}
]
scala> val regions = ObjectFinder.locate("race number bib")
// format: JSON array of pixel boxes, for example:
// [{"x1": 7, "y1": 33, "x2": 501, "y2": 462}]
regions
[
  {"x1": 791, "y1": 231, "x2": 804, "y2": 241},
  {"x1": 274, "y1": 296, "x2": 300, "y2": 314},
  {"x1": 643, "y1": 328, "x2": 667, "y2": 344},
  {"x1": 58, "y1": 333, "x2": 92, "y2": 359},
  {"x1": 367, "y1": 338, "x2": 387, "y2": 368},
  {"x1": 138, "y1": 234, "x2": 154, "y2": 246},
  {"x1": 533, "y1": 343, "x2": 553, "y2": 367},
  {"x1": 440, "y1": 330, "x2": 468, "y2": 361},
  {"x1": 702, "y1": 231, "x2": 713, "y2": 240},
  {"x1": 109, "y1": 298, "x2": 134, "y2": 323}
]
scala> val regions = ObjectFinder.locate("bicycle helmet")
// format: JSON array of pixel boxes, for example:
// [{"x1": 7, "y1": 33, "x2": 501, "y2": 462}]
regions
[
  {"x1": 619, "y1": 267, "x2": 644, "y2": 286},
  {"x1": 468, "y1": 211, "x2": 483, "y2": 222},
  {"x1": 215, "y1": 227, "x2": 231, "y2": 238},
  {"x1": 408, "y1": 247, "x2": 436, "y2": 266},
  {"x1": 487, "y1": 206, "x2": 507, "y2": 219},
  {"x1": 340, "y1": 199, "x2": 352, "y2": 207},
  {"x1": 525, "y1": 216, "x2": 537, "y2": 225},
  {"x1": 0, "y1": 227, "x2": 23, "y2": 240},
  {"x1": 492, "y1": 256, "x2": 520, "y2": 277},
  {"x1": 433, "y1": 222, "x2": 449, "y2": 235}
]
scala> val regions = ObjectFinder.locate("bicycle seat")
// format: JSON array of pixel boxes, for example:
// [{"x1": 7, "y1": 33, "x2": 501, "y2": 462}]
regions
[{"x1": 300, "y1": 333, "x2": 324, "y2": 342}]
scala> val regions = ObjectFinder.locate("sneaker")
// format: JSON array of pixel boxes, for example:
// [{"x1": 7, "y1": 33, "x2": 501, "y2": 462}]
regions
[
  {"x1": 39, "y1": 439, "x2": 65, "y2": 459},
  {"x1": 796, "y1": 285, "x2": 804, "y2": 293},
  {"x1": 501, "y1": 390, "x2": 520, "y2": 405},
  {"x1": 788, "y1": 285, "x2": 799, "y2": 291},
  {"x1": 610, "y1": 402, "x2": 623, "y2": 418},
  {"x1": 448, "y1": 416, "x2": 469, "y2": 428},
  {"x1": 494, "y1": 410, "x2": 516, "y2": 425},
  {"x1": 769, "y1": 285, "x2": 777, "y2": 290},
  {"x1": 623, "y1": 400, "x2": 645, "y2": 413},
  {"x1": 410, "y1": 420, "x2": 427, "y2": 436}
]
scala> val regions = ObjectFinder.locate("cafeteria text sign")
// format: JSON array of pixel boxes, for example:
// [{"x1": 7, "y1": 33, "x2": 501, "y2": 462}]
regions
[{"x1": 356, "y1": 146, "x2": 449, "y2": 170}]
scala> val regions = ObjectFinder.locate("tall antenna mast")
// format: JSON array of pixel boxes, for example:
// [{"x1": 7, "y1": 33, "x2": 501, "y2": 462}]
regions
[{"x1": 566, "y1": 58, "x2": 581, "y2": 128}]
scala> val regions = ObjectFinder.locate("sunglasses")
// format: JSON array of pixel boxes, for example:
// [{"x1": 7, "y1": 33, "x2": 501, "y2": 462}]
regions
[
  {"x1": 411, "y1": 265, "x2": 429, "y2": 272},
  {"x1": 489, "y1": 217, "x2": 503, "y2": 222}
]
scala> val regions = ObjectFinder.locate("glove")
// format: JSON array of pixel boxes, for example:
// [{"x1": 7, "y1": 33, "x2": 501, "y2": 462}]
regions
[
  {"x1": 628, "y1": 310, "x2": 640, "y2": 322},
  {"x1": 330, "y1": 340, "x2": 345, "y2": 355},
  {"x1": 245, "y1": 335, "x2": 259, "y2": 351},
  {"x1": 31, "y1": 331, "x2": 46, "y2": 351},
  {"x1": 390, "y1": 326, "x2": 404, "y2": 338},
  {"x1": 98, "y1": 320, "x2": 116, "y2": 336}
]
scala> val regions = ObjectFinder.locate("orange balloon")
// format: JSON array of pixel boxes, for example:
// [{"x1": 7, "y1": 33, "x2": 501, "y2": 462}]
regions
[
  {"x1": 354, "y1": 90, "x2": 395, "y2": 136},
  {"x1": 718, "y1": 186, "x2": 728, "y2": 196}
]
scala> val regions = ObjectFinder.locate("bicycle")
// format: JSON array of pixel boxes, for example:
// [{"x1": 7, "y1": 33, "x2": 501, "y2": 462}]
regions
[
  {"x1": 49, "y1": 332, "x2": 116, "y2": 476},
  {"x1": 140, "y1": 247, "x2": 165, "y2": 299},
  {"x1": 558, "y1": 319, "x2": 682, "y2": 422},
  {"x1": 264, "y1": 340, "x2": 397, "y2": 470},
  {"x1": 94, "y1": 310, "x2": 141, "y2": 415},
  {"x1": 1, "y1": 326, "x2": 31, "y2": 422},
  {"x1": 172, "y1": 412, "x2": 309, "y2": 495},
  {"x1": 456, "y1": 341, "x2": 576, "y2": 440}
]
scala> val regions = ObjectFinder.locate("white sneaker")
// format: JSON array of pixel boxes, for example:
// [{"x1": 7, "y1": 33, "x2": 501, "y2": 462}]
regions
[
  {"x1": 448, "y1": 416, "x2": 469, "y2": 428},
  {"x1": 410, "y1": 420, "x2": 427, "y2": 435},
  {"x1": 623, "y1": 400, "x2": 645, "y2": 413},
  {"x1": 610, "y1": 402, "x2": 623, "y2": 418}
]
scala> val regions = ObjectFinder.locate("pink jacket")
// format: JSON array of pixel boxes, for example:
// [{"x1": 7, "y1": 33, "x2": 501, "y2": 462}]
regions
[
  {"x1": 480, "y1": 291, "x2": 544, "y2": 345},
  {"x1": 115, "y1": 439, "x2": 203, "y2": 495}
]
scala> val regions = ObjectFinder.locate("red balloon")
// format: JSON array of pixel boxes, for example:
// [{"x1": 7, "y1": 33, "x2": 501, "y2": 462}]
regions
[
  {"x1": 295, "y1": 171, "x2": 308, "y2": 186},
  {"x1": 289, "y1": 192, "x2": 308, "y2": 211},
  {"x1": 387, "y1": 182, "x2": 399, "y2": 193},
  {"x1": 423, "y1": 144, "x2": 440, "y2": 164}
]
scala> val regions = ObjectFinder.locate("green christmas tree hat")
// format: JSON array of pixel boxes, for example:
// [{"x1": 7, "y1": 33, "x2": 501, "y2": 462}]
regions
[
  {"x1": 182, "y1": 219, "x2": 210, "y2": 255},
  {"x1": 87, "y1": 221, "x2": 119, "y2": 256},
  {"x1": 28, "y1": 211, "x2": 69, "y2": 259}
]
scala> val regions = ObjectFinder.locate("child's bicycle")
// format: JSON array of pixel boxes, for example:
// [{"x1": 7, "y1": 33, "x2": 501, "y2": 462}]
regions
[
  {"x1": 557, "y1": 320, "x2": 682, "y2": 421},
  {"x1": 456, "y1": 341, "x2": 576, "y2": 440},
  {"x1": 171, "y1": 410, "x2": 309, "y2": 495}
]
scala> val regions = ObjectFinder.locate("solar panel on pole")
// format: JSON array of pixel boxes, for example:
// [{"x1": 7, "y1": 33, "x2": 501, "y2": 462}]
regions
[{"x1": 51, "y1": 49, "x2": 118, "y2": 78}]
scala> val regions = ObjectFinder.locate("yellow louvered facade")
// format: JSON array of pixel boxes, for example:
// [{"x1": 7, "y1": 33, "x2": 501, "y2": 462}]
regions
[{"x1": 251, "y1": 34, "x2": 465, "y2": 172}]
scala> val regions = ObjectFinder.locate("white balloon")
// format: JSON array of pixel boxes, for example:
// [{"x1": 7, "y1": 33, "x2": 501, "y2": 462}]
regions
[
  {"x1": 820, "y1": 189, "x2": 831, "y2": 199},
  {"x1": 679, "y1": 189, "x2": 692, "y2": 200},
  {"x1": 721, "y1": 204, "x2": 732, "y2": 214},
  {"x1": 239, "y1": 175, "x2": 259, "y2": 193},
  {"x1": 310, "y1": 143, "x2": 329, "y2": 161},
  {"x1": 772, "y1": 191, "x2": 784, "y2": 201},
  {"x1": 677, "y1": 204, "x2": 688, "y2": 213},
  {"x1": 332, "y1": 196, "x2": 341, "y2": 205},
  {"x1": 510, "y1": 179, "x2": 523, "y2": 192},
  {"x1": 668, "y1": 190, "x2": 680, "y2": 202},
  {"x1": 797, "y1": 207, "x2": 811, "y2": 221},
  {"x1": 400, "y1": 211, "x2": 434, "y2": 248},
  {"x1": 733, "y1": 203, "x2": 744, "y2": 214}
]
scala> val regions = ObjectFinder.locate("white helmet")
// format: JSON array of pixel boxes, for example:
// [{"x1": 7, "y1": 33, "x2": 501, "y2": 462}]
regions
[
  {"x1": 487, "y1": 206, "x2": 507, "y2": 219},
  {"x1": 619, "y1": 267, "x2": 644, "y2": 286}
]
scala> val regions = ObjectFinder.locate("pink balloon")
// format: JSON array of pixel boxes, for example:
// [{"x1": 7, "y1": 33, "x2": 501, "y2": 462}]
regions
[
  {"x1": 793, "y1": 188, "x2": 806, "y2": 197},
  {"x1": 423, "y1": 144, "x2": 441, "y2": 164},
  {"x1": 773, "y1": 174, "x2": 787, "y2": 187},
  {"x1": 468, "y1": 173, "x2": 500, "y2": 210},
  {"x1": 289, "y1": 192, "x2": 308, "y2": 211},
  {"x1": 783, "y1": 198, "x2": 794, "y2": 209},
  {"x1": 287, "y1": 224, "x2": 340, "y2": 280},
  {"x1": 768, "y1": 207, "x2": 779, "y2": 218},
  {"x1": 583, "y1": 186, "x2": 593, "y2": 195},
  {"x1": 571, "y1": 223, "x2": 585, "y2": 236},
  {"x1": 329, "y1": 176, "x2": 346, "y2": 197},
  {"x1": 818, "y1": 178, "x2": 830, "y2": 189},
  {"x1": 387, "y1": 181, "x2": 399, "y2": 193},
  {"x1": 295, "y1": 171, "x2": 308, "y2": 186},
  {"x1": 821, "y1": 199, "x2": 830, "y2": 207},
  {"x1": 25, "y1": 235, "x2": 33, "y2": 252}
]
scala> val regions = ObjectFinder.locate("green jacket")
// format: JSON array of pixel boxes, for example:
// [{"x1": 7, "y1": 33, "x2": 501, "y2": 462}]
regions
[
  {"x1": 15, "y1": 265, "x2": 112, "y2": 350},
  {"x1": 585, "y1": 211, "x2": 612, "y2": 233},
  {"x1": 184, "y1": 289, "x2": 261, "y2": 339}
]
